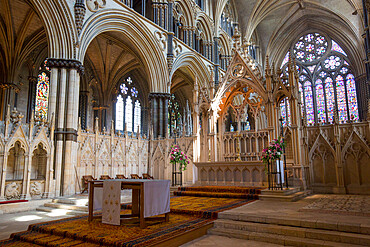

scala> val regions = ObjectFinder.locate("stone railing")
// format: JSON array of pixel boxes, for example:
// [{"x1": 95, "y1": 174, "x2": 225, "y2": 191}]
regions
[
  {"x1": 194, "y1": 161, "x2": 267, "y2": 187},
  {"x1": 222, "y1": 130, "x2": 269, "y2": 161}
]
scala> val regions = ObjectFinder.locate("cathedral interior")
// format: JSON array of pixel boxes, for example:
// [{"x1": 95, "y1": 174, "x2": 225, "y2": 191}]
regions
[{"x1": 0, "y1": 0, "x2": 369, "y2": 246}]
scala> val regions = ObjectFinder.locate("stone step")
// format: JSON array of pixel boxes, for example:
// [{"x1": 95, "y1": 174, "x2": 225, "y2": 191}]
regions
[
  {"x1": 43, "y1": 202, "x2": 88, "y2": 212},
  {"x1": 213, "y1": 219, "x2": 370, "y2": 246},
  {"x1": 52, "y1": 198, "x2": 88, "y2": 206},
  {"x1": 259, "y1": 190, "x2": 311, "y2": 202},
  {"x1": 208, "y1": 227, "x2": 364, "y2": 247},
  {"x1": 218, "y1": 213, "x2": 370, "y2": 235},
  {"x1": 36, "y1": 206, "x2": 87, "y2": 216},
  {"x1": 261, "y1": 187, "x2": 300, "y2": 196}
]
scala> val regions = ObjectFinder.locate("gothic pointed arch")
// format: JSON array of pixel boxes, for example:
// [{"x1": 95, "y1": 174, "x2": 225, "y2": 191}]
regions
[
  {"x1": 30, "y1": 0, "x2": 76, "y2": 59},
  {"x1": 309, "y1": 133, "x2": 336, "y2": 159},
  {"x1": 170, "y1": 52, "x2": 212, "y2": 91},
  {"x1": 214, "y1": 51, "x2": 266, "y2": 112},
  {"x1": 78, "y1": 9, "x2": 169, "y2": 92}
]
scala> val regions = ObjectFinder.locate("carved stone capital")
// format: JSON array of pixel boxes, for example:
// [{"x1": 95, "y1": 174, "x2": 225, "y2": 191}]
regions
[
  {"x1": 148, "y1": 92, "x2": 171, "y2": 100},
  {"x1": 47, "y1": 58, "x2": 84, "y2": 76}
]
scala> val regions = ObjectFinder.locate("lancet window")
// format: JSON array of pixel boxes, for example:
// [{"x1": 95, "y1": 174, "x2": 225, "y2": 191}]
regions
[
  {"x1": 280, "y1": 97, "x2": 291, "y2": 127},
  {"x1": 115, "y1": 77, "x2": 141, "y2": 133},
  {"x1": 220, "y1": 1, "x2": 234, "y2": 36},
  {"x1": 35, "y1": 60, "x2": 50, "y2": 120},
  {"x1": 280, "y1": 33, "x2": 359, "y2": 125}
]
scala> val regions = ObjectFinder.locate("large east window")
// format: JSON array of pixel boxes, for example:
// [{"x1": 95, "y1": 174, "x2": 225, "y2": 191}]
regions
[
  {"x1": 280, "y1": 33, "x2": 359, "y2": 126},
  {"x1": 115, "y1": 77, "x2": 141, "y2": 133}
]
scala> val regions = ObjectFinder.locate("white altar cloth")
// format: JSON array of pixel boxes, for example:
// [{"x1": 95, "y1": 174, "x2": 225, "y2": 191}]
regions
[
  {"x1": 90, "y1": 179, "x2": 170, "y2": 225},
  {"x1": 143, "y1": 180, "x2": 170, "y2": 218}
]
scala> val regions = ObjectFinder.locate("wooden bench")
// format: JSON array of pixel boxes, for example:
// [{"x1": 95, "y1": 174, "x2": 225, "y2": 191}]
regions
[
  {"x1": 142, "y1": 173, "x2": 154, "y2": 179},
  {"x1": 100, "y1": 175, "x2": 112, "y2": 180},
  {"x1": 130, "y1": 174, "x2": 142, "y2": 179},
  {"x1": 81, "y1": 175, "x2": 96, "y2": 193},
  {"x1": 115, "y1": 174, "x2": 127, "y2": 179}
]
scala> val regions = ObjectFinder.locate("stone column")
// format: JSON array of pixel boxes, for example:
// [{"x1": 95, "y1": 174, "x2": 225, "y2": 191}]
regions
[
  {"x1": 167, "y1": 0, "x2": 174, "y2": 72},
  {"x1": 53, "y1": 68, "x2": 67, "y2": 197},
  {"x1": 23, "y1": 152, "x2": 32, "y2": 199},
  {"x1": 0, "y1": 83, "x2": 17, "y2": 120},
  {"x1": 48, "y1": 68, "x2": 59, "y2": 124},
  {"x1": 213, "y1": 37, "x2": 220, "y2": 87},
  {"x1": 355, "y1": 74, "x2": 369, "y2": 120},
  {"x1": 44, "y1": 154, "x2": 52, "y2": 198},
  {"x1": 159, "y1": 96, "x2": 164, "y2": 138},
  {"x1": 192, "y1": 82, "x2": 200, "y2": 183},
  {"x1": 26, "y1": 76, "x2": 37, "y2": 123},
  {"x1": 153, "y1": 2, "x2": 159, "y2": 24},
  {"x1": 79, "y1": 91, "x2": 89, "y2": 130},
  {"x1": 63, "y1": 68, "x2": 80, "y2": 195},
  {"x1": 142, "y1": 0, "x2": 146, "y2": 17},
  {"x1": 47, "y1": 58, "x2": 84, "y2": 196},
  {"x1": 149, "y1": 93, "x2": 171, "y2": 139},
  {"x1": 0, "y1": 151, "x2": 9, "y2": 200}
]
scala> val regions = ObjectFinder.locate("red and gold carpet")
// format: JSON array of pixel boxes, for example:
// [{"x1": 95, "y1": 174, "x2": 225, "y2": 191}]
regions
[
  {"x1": 174, "y1": 186, "x2": 262, "y2": 199},
  {"x1": 1, "y1": 186, "x2": 259, "y2": 246}
]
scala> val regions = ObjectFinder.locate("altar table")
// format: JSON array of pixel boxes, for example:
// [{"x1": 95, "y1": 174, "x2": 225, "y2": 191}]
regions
[{"x1": 88, "y1": 179, "x2": 170, "y2": 228}]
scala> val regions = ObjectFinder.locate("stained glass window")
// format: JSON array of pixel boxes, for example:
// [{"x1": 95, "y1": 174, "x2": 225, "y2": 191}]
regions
[
  {"x1": 115, "y1": 77, "x2": 141, "y2": 133},
  {"x1": 293, "y1": 33, "x2": 328, "y2": 63},
  {"x1": 304, "y1": 81, "x2": 315, "y2": 125},
  {"x1": 281, "y1": 32, "x2": 359, "y2": 124},
  {"x1": 280, "y1": 97, "x2": 291, "y2": 127},
  {"x1": 324, "y1": 55, "x2": 341, "y2": 70},
  {"x1": 116, "y1": 95, "x2": 124, "y2": 130},
  {"x1": 299, "y1": 83, "x2": 304, "y2": 117},
  {"x1": 281, "y1": 52, "x2": 290, "y2": 68},
  {"x1": 331, "y1": 40, "x2": 347, "y2": 56},
  {"x1": 125, "y1": 96, "x2": 133, "y2": 131},
  {"x1": 35, "y1": 72, "x2": 49, "y2": 120},
  {"x1": 325, "y1": 77, "x2": 335, "y2": 124},
  {"x1": 346, "y1": 74, "x2": 359, "y2": 121},
  {"x1": 336, "y1": 75, "x2": 348, "y2": 123},
  {"x1": 134, "y1": 100, "x2": 141, "y2": 133},
  {"x1": 315, "y1": 79, "x2": 326, "y2": 123}
]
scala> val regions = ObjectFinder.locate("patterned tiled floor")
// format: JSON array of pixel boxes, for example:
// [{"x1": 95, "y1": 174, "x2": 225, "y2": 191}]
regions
[{"x1": 299, "y1": 194, "x2": 370, "y2": 216}]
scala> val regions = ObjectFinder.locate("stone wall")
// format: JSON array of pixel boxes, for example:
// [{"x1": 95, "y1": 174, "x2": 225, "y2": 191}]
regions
[
  {"x1": 304, "y1": 122, "x2": 370, "y2": 194},
  {"x1": 76, "y1": 129, "x2": 149, "y2": 192}
]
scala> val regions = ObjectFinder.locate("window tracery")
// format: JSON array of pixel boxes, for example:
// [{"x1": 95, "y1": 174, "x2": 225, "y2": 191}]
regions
[
  {"x1": 115, "y1": 77, "x2": 141, "y2": 133},
  {"x1": 280, "y1": 33, "x2": 359, "y2": 126}
]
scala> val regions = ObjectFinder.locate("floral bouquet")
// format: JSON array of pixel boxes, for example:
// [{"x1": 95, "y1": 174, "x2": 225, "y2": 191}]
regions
[
  {"x1": 170, "y1": 145, "x2": 189, "y2": 171},
  {"x1": 261, "y1": 137, "x2": 285, "y2": 164}
]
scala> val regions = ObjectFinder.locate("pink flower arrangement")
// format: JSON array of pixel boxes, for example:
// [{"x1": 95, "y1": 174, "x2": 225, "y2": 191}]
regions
[
  {"x1": 170, "y1": 145, "x2": 189, "y2": 171},
  {"x1": 261, "y1": 137, "x2": 285, "y2": 164}
]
